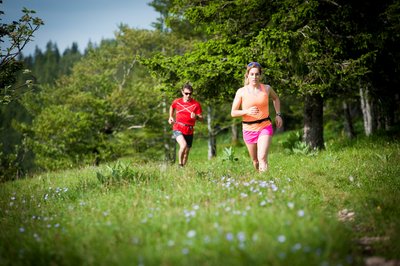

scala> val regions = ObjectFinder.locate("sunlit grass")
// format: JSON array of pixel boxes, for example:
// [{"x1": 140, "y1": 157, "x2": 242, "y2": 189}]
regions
[{"x1": 1, "y1": 131, "x2": 399, "y2": 265}]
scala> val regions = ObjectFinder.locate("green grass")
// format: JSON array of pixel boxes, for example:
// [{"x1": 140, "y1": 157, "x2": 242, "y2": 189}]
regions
[{"x1": 1, "y1": 131, "x2": 399, "y2": 265}]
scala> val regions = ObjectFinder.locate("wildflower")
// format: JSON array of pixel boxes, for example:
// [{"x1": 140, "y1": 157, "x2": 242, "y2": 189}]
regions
[
  {"x1": 19, "y1": 227, "x2": 25, "y2": 233},
  {"x1": 291, "y1": 243, "x2": 302, "y2": 252},
  {"x1": 259, "y1": 181, "x2": 268, "y2": 188},
  {"x1": 184, "y1": 209, "x2": 196, "y2": 218},
  {"x1": 237, "y1": 232, "x2": 246, "y2": 242},
  {"x1": 277, "y1": 235, "x2": 286, "y2": 243},
  {"x1": 167, "y1": 240, "x2": 175, "y2": 247},
  {"x1": 287, "y1": 202, "x2": 294, "y2": 209},
  {"x1": 182, "y1": 248, "x2": 189, "y2": 255},
  {"x1": 11, "y1": 196, "x2": 16, "y2": 201},
  {"x1": 187, "y1": 230, "x2": 196, "y2": 238},
  {"x1": 260, "y1": 200, "x2": 267, "y2": 207},
  {"x1": 297, "y1": 210, "x2": 305, "y2": 217},
  {"x1": 226, "y1": 233, "x2": 234, "y2": 241},
  {"x1": 240, "y1": 193, "x2": 248, "y2": 198}
]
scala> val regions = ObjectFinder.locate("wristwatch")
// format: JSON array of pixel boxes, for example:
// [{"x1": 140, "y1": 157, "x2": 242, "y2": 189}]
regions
[{"x1": 276, "y1": 112, "x2": 282, "y2": 117}]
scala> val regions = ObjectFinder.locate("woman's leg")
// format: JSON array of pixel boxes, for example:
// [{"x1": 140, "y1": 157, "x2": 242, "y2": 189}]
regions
[
  {"x1": 257, "y1": 134, "x2": 273, "y2": 172},
  {"x1": 245, "y1": 143, "x2": 259, "y2": 170}
]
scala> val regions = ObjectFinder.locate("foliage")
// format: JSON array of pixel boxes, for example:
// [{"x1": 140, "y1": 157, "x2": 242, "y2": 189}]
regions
[
  {"x1": 279, "y1": 130, "x2": 318, "y2": 156},
  {"x1": 145, "y1": 0, "x2": 400, "y2": 151},
  {"x1": 96, "y1": 161, "x2": 154, "y2": 186},
  {"x1": 1, "y1": 133, "x2": 399, "y2": 265},
  {"x1": 0, "y1": 4, "x2": 43, "y2": 104},
  {"x1": 18, "y1": 28, "x2": 193, "y2": 171},
  {"x1": 221, "y1": 146, "x2": 238, "y2": 162}
]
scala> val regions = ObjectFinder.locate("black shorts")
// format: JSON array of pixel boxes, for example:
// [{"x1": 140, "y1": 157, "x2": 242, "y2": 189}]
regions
[{"x1": 172, "y1": 130, "x2": 194, "y2": 148}]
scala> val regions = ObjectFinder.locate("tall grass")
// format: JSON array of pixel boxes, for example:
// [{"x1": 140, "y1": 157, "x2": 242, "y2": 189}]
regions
[{"x1": 1, "y1": 131, "x2": 399, "y2": 265}]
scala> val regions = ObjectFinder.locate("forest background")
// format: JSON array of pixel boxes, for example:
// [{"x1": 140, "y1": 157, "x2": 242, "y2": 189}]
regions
[{"x1": 1, "y1": 0, "x2": 399, "y2": 181}]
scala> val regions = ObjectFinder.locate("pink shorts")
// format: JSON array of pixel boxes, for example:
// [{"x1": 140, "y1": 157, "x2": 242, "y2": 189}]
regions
[{"x1": 243, "y1": 124, "x2": 274, "y2": 144}]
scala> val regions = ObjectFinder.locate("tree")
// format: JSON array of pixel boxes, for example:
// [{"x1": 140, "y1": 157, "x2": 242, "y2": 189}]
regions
[
  {"x1": 0, "y1": 3, "x2": 43, "y2": 103},
  {"x1": 146, "y1": 0, "x2": 399, "y2": 150},
  {"x1": 20, "y1": 28, "x2": 191, "y2": 170}
]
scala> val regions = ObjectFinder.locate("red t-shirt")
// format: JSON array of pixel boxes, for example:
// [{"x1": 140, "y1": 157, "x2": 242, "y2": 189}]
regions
[{"x1": 171, "y1": 98, "x2": 202, "y2": 135}]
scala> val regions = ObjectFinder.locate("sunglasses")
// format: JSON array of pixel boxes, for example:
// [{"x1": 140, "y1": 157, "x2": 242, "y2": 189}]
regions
[
  {"x1": 184, "y1": 92, "x2": 192, "y2": 95},
  {"x1": 248, "y1": 62, "x2": 262, "y2": 68}
]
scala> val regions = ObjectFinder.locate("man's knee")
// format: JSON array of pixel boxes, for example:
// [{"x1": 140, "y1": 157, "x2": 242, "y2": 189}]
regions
[{"x1": 179, "y1": 143, "x2": 188, "y2": 150}]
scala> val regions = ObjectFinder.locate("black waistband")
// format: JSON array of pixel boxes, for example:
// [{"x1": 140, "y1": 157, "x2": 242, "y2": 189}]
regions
[{"x1": 242, "y1": 116, "x2": 271, "y2": 125}]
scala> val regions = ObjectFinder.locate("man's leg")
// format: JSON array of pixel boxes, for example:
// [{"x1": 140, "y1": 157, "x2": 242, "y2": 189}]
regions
[
  {"x1": 176, "y1": 135, "x2": 188, "y2": 166},
  {"x1": 182, "y1": 147, "x2": 191, "y2": 166},
  {"x1": 181, "y1": 134, "x2": 193, "y2": 166}
]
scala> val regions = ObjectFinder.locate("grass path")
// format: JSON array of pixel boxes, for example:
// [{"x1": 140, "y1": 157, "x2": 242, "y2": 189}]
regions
[{"x1": 1, "y1": 132, "x2": 399, "y2": 265}]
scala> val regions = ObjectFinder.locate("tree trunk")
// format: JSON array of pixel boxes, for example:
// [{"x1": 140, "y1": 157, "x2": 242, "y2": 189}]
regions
[
  {"x1": 231, "y1": 122, "x2": 239, "y2": 145},
  {"x1": 303, "y1": 94, "x2": 324, "y2": 149},
  {"x1": 162, "y1": 95, "x2": 175, "y2": 163},
  {"x1": 207, "y1": 105, "x2": 217, "y2": 159},
  {"x1": 342, "y1": 101, "x2": 355, "y2": 139},
  {"x1": 359, "y1": 85, "x2": 377, "y2": 136}
]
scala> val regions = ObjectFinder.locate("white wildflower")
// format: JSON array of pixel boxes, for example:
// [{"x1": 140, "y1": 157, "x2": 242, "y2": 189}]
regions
[
  {"x1": 187, "y1": 230, "x2": 196, "y2": 238},
  {"x1": 297, "y1": 210, "x2": 305, "y2": 217},
  {"x1": 277, "y1": 235, "x2": 286, "y2": 243}
]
